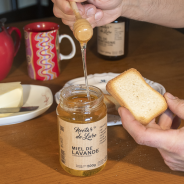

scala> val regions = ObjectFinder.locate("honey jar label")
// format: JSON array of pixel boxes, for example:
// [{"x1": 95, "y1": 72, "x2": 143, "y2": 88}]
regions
[
  {"x1": 58, "y1": 115, "x2": 107, "y2": 170},
  {"x1": 97, "y1": 22, "x2": 125, "y2": 56}
]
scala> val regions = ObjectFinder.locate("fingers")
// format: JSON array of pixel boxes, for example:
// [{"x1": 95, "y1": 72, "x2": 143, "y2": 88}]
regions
[
  {"x1": 53, "y1": 4, "x2": 75, "y2": 28},
  {"x1": 53, "y1": 4, "x2": 75, "y2": 20},
  {"x1": 158, "y1": 108, "x2": 181, "y2": 130},
  {"x1": 77, "y1": 3, "x2": 95, "y2": 17},
  {"x1": 77, "y1": 1, "x2": 122, "y2": 27},
  {"x1": 146, "y1": 118, "x2": 161, "y2": 130},
  {"x1": 118, "y1": 107, "x2": 178, "y2": 150},
  {"x1": 53, "y1": 0, "x2": 73, "y2": 15},
  {"x1": 53, "y1": 0, "x2": 103, "y2": 28},
  {"x1": 118, "y1": 107, "x2": 146, "y2": 138},
  {"x1": 53, "y1": 0, "x2": 88, "y2": 14},
  {"x1": 77, "y1": 3, "x2": 103, "y2": 27},
  {"x1": 158, "y1": 109, "x2": 174, "y2": 130},
  {"x1": 52, "y1": 0, "x2": 122, "y2": 29},
  {"x1": 69, "y1": 0, "x2": 87, "y2": 2},
  {"x1": 164, "y1": 92, "x2": 184, "y2": 119},
  {"x1": 87, "y1": 0, "x2": 121, "y2": 10}
]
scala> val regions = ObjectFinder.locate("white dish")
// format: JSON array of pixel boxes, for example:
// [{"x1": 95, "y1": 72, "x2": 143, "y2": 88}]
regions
[
  {"x1": 55, "y1": 73, "x2": 166, "y2": 126},
  {"x1": 0, "y1": 85, "x2": 53, "y2": 126}
]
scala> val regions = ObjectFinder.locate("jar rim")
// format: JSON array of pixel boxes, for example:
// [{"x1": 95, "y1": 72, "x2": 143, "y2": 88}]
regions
[{"x1": 59, "y1": 84, "x2": 104, "y2": 110}]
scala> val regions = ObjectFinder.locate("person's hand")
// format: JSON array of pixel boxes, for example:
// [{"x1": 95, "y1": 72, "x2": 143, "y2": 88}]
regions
[
  {"x1": 52, "y1": 0, "x2": 124, "y2": 29},
  {"x1": 118, "y1": 92, "x2": 184, "y2": 171},
  {"x1": 52, "y1": 0, "x2": 184, "y2": 29}
]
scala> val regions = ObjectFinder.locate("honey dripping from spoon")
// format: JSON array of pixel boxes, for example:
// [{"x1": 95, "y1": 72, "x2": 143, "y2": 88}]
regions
[{"x1": 69, "y1": 1, "x2": 93, "y2": 100}]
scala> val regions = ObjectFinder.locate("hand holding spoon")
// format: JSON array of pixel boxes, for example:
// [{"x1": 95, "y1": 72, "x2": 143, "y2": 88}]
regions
[{"x1": 69, "y1": 1, "x2": 93, "y2": 43}]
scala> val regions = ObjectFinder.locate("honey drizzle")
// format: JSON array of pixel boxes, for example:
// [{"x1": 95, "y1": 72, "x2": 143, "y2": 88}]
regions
[{"x1": 80, "y1": 42, "x2": 90, "y2": 100}]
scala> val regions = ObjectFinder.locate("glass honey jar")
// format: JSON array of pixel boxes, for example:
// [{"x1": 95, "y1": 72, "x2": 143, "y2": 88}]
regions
[{"x1": 56, "y1": 84, "x2": 107, "y2": 177}]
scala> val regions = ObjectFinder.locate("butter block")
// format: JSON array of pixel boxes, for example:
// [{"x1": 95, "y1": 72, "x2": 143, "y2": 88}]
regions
[{"x1": 0, "y1": 82, "x2": 23, "y2": 108}]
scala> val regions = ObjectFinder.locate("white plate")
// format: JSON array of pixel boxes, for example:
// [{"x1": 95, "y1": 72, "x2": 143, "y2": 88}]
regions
[
  {"x1": 55, "y1": 73, "x2": 166, "y2": 126},
  {"x1": 0, "y1": 85, "x2": 53, "y2": 126}
]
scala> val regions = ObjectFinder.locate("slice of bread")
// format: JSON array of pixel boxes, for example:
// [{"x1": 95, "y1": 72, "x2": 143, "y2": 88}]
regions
[{"x1": 106, "y1": 68, "x2": 168, "y2": 125}]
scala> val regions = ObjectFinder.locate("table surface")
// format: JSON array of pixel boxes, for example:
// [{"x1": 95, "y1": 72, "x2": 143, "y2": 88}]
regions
[{"x1": 1, "y1": 16, "x2": 184, "y2": 184}]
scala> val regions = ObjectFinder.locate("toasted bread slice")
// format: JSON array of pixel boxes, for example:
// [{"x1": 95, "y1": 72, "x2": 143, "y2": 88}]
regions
[{"x1": 106, "y1": 68, "x2": 168, "y2": 125}]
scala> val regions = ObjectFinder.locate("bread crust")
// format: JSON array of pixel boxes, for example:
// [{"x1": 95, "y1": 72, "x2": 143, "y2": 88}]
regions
[{"x1": 106, "y1": 68, "x2": 168, "y2": 125}]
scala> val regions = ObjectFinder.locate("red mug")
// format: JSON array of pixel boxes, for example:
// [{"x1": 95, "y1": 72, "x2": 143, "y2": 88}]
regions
[
  {"x1": 23, "y1": 22, "x2": 76, "y2": 81},
  {"x1": 0, "y1": 18, "x2": 21, "y2": 81}
]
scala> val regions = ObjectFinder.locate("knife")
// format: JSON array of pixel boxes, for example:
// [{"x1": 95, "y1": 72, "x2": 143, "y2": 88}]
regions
[{"x1": 0, "y1": 106, "x2": 39, "y2": 113}]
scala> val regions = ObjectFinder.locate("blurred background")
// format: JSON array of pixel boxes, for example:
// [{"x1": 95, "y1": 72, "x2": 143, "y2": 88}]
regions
[{"x1": 0, "y1": 0, "x2": 53, "y2": 23}]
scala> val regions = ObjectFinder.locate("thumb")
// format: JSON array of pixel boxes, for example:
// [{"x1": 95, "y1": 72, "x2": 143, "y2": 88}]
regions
[{"x1": 164, "y1": 92, "x2": 184, "y2": 119}]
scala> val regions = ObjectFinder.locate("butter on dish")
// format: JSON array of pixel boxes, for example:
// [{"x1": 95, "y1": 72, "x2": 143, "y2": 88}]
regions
[{"x1": 0, "y1": 82, "x2": 23, "y2": 117}]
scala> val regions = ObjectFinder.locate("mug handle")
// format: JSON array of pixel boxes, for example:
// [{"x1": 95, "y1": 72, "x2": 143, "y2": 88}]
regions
[
  {"x1": 7, "y1": 27, "x2": 21, "y2": 57},
  {"x1": 59, "y1": 35, "x2": 76, "y2": 60}
]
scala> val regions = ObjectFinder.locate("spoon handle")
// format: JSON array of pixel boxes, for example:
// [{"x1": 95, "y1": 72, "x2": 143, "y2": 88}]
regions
[{"x1": 69, "y1": 1, "x2": 82, "y2": 19}]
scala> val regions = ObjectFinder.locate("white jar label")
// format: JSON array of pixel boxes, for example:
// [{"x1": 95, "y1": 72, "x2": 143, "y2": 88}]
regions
[
  {"x1": 58, "y1": 115, "x2": 107, "y2": 170},
  {"x1": 97, "y1": 22, "x2": 125, "y2": 56}
]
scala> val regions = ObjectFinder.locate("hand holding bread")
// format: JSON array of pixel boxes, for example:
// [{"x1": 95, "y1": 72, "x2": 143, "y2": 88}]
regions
[{"x1": 105, "y1": 68, "x2": 184, "y2": 171}]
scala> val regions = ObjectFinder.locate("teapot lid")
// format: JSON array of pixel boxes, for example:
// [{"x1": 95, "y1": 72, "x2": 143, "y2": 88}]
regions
[{"x1": 0, "y1": 18, "x2": 6, "y2": 32}]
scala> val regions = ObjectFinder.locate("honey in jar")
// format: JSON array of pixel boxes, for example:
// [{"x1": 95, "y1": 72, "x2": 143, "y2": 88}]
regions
[{"x1": 56, "y1": 84, "x2": 107, "y2": 176}]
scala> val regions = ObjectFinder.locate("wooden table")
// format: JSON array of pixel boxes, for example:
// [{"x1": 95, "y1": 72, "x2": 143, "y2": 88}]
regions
[{"x1": 1, "y1": 16, "x2": 184, "y2": 184}]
